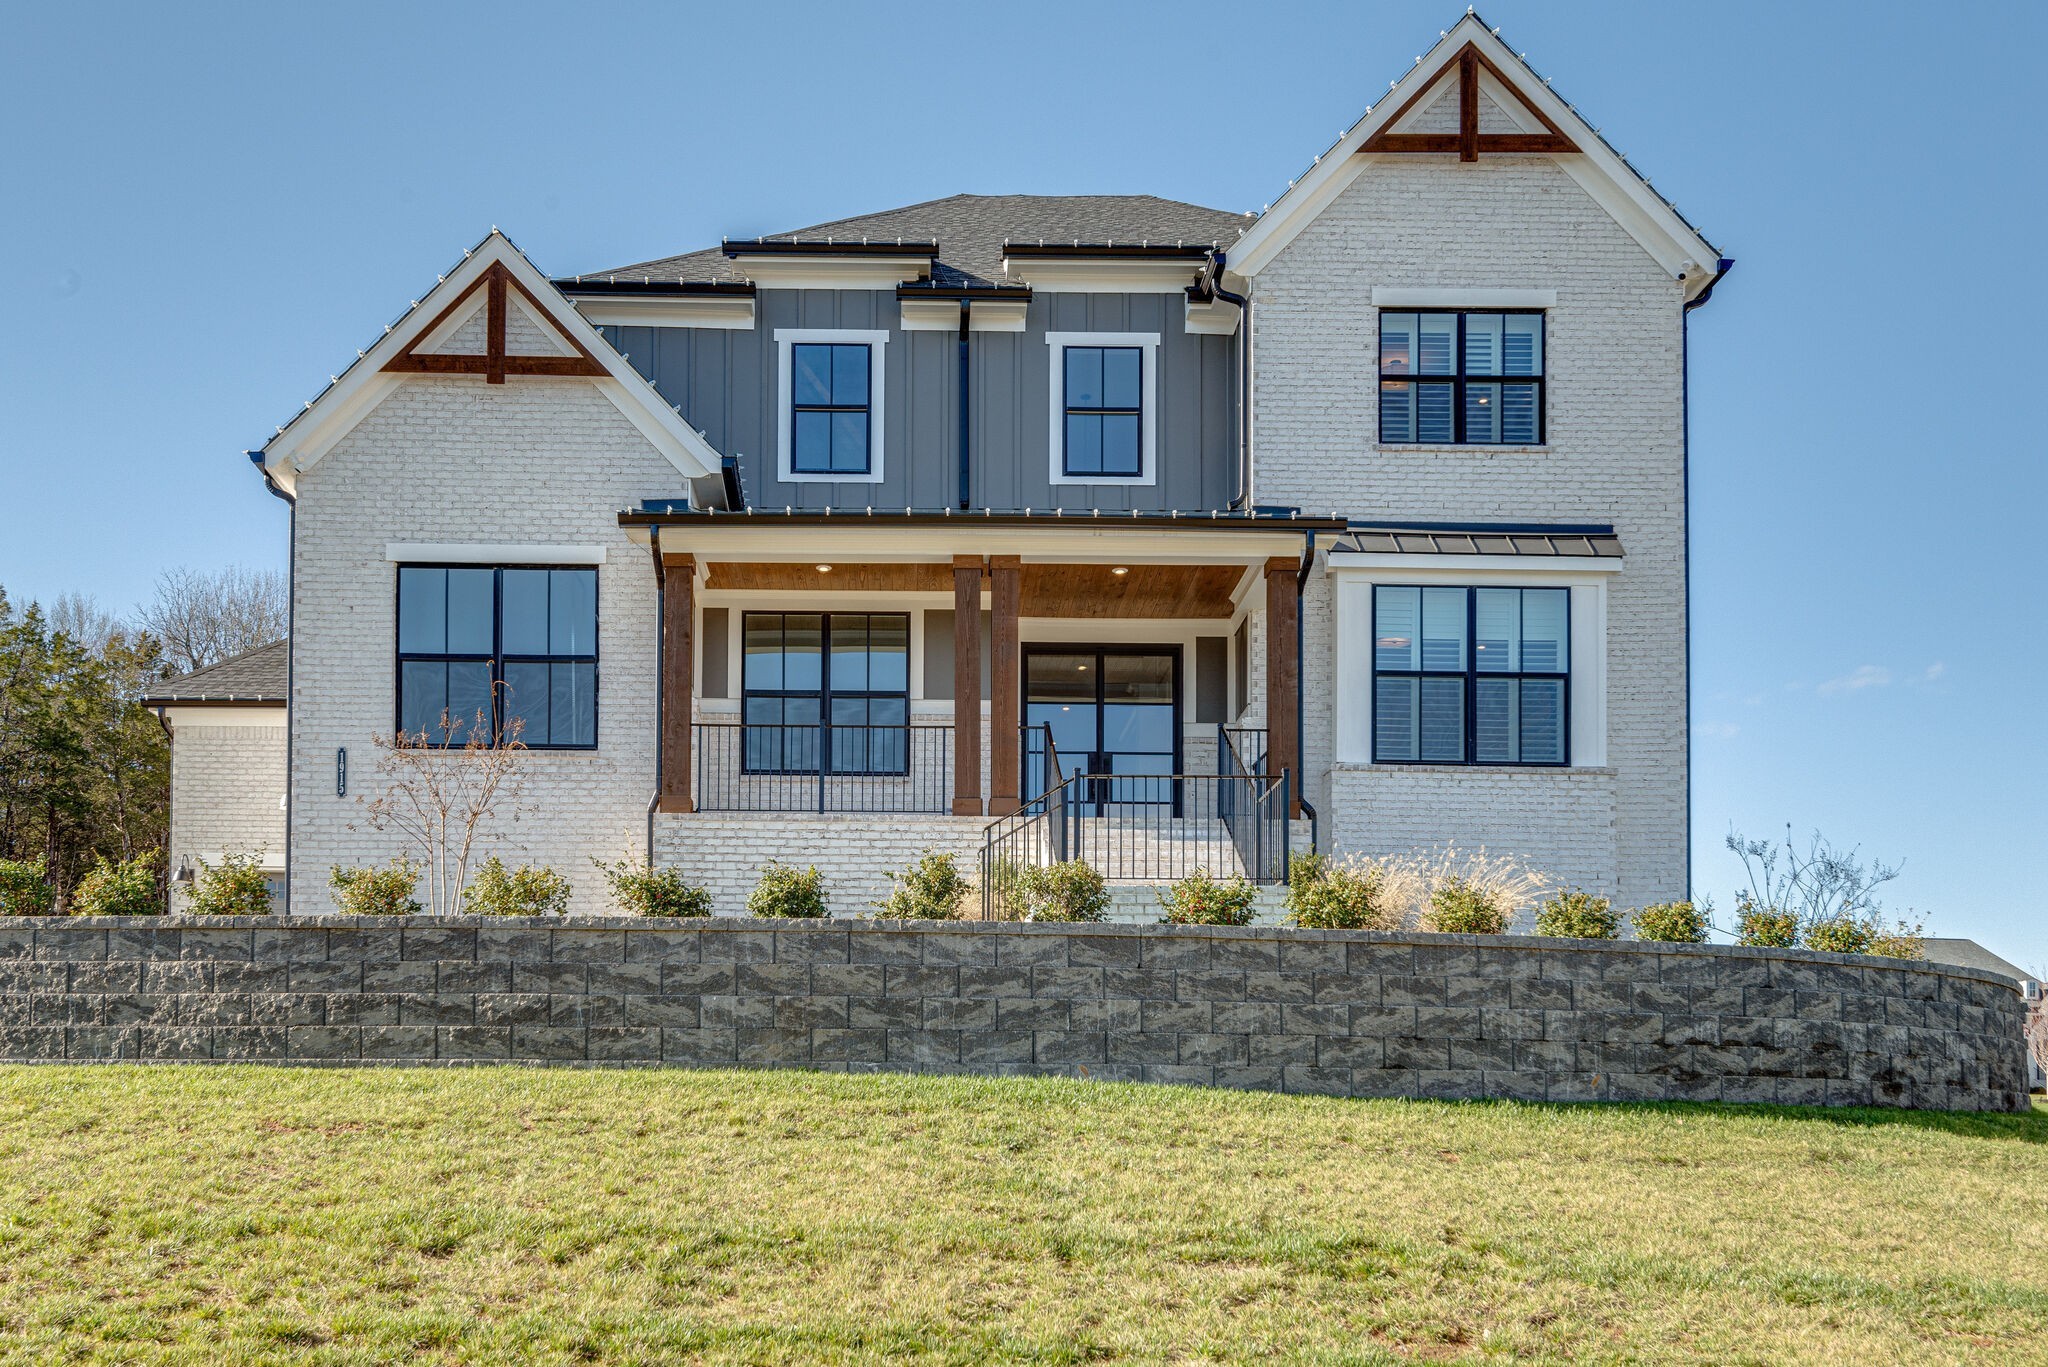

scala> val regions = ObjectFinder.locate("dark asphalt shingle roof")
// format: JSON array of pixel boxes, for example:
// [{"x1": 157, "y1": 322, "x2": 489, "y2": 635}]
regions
[
  {"x1": 142, "y1": 639, "x2": 288, "y2": 704},
  {"x1": 563, "y1": 194, "x2": 1253, "y2": 291}
]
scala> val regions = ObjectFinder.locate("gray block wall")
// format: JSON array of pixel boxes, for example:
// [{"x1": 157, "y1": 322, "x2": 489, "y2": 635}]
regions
[{"x1": 0, "y1": 919, "x2": 2029, "y2": 1113}]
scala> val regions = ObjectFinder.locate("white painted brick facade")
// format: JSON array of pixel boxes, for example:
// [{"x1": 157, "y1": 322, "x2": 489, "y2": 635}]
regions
[
  {"x1": 166, "y1": 722, "x2": 287, "y2": 911},
  {"x1": 1251, "y1": 155, "x2": 1689, "y2": 904},
  {"x1": 289, "y1": 376, "x2": 674, "y2": 916},
  {"x1": 655, "y1": 813, "x2": 989, "y2": 916}
]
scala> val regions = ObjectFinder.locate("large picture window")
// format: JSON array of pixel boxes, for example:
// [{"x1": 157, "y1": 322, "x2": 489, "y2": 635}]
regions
[
  {"x1": 1372, "y1": 585, "x2": 1567, "y2": 765},
  {"x1": 742, "y1": 612, "x2": 909, "y2": 774},
  {"x1": 1379, "y1": 311, "x2": 1544, "y2": 445},
  {"x1": 397, "y1": 565, "x2": 597, "y2": 749}
]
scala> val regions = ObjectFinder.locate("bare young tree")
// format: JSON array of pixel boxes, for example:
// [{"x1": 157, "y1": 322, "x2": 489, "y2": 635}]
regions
[
  {"x1": 1726, "y1": 826, "x2": 1903, "y2": 930},
  {"x1": 351, "y1": 706, "x2": 531, "y2": 916},
  {"x1": 47, "y1": 592, "x2": 123, "y2": 656},
  {"x1": 136, "y1": 565, "x2": 287, "y2": 674}
]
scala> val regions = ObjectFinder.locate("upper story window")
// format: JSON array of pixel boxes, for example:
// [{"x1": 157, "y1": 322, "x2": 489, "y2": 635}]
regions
[
  {"x1": 397, "y1": 565, "x2": 597, "y2": 749},
  {"x1": 1063, "y1": 346, "x2": 1143, "y2": 477},
  {"x1": 1372, "y1": 585, "x2": 1567, "y2": 765},
  {"x1": 776, "y1": 329, "x2": 889, "y2": 485},
  {"x1": 1379, "y1": 311, "x2": 1545, "y2": 445},
  {"x1": 791, "y1": 343, "x2": 871, "y2": 475},
  {"x1": 1047, "y1": 331, "x2": 1159, "y2": 486}
]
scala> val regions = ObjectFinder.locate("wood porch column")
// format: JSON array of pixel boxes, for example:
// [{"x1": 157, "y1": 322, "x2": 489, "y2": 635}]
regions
[
  {"x1": 987, "y1": 555, "x2": 1022, "y2": 816},
  {"x1": 1264, "y1": 556, "x2": 1301, "y2": 818},
  {"x1": 659, "y1": 553, "x2": 695, "y2": 813},
  {"x1": 952, "y1": 555, "x2": 984, "y2": 816}
]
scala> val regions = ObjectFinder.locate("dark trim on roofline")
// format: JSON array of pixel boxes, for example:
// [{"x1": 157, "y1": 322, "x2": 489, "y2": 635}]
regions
[
  {"x1": 139, "y1": 695, "x2": 287, "y2": 708},
  {"x1": 1347, "y1": 520, "x2": 1616, "y2": 536},
  {"x1": 1001, "y1": 242, "x2": 1215, "y2": 259},
  {"x1": 554, "y1": 279, "x2": 757, "y2": 296},
  {"x1": 619, "y1": 506, "x2": 1348, "y2": 533},
  {"x1": 723, "y1": 239, "x2": 937, "y2": 257},
  {"x1": 897, "y1": 283, "x2": 1033, "y2": 300}
]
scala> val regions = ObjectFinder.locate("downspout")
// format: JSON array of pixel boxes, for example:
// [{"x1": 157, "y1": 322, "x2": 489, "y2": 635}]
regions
[
  {"x1": 1678, "y1": 257, "x2": 1732, "y2": 899},
  {"x1": 1294, "y1": 529, "x2": 1318, "y2": 851},
  {"x1": 648, "y1": 524, "x2": 664, "y2": 870},
  {"x1": 249, "y1": 450, "x2": 295, "y2": 914},
  {"x1": 957, "y1": 300, "x2": 972, "y2": 509},
  {"x1": 1207, "y1": 252, "x2": 1253, "y2": 510}
]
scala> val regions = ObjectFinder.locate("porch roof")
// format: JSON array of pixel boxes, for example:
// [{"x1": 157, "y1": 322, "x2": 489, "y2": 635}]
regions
[{"x1": 1329, "y1": 522, "x2": 1624, "y2": 559}]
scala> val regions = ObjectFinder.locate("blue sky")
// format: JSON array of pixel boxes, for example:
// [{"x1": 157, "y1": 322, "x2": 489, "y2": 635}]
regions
[{"x1": 1, "y1": 2, "x2": 2041, "y2": 966}]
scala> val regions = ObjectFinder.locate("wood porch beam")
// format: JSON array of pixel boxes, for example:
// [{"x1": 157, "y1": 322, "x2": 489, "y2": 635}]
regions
[
  {"x1": 987, "y1": 555, "x2": 1021, "y2": 816},
  {"x1": 1264, "y1": 556, "x2": 1301, "y2": 819},
  {"x1": 952, "y1": 555, "x2": 985, "y2": 816},
  {"x1": 658, "y1": 553, "x2": 695, "y2": 813}
]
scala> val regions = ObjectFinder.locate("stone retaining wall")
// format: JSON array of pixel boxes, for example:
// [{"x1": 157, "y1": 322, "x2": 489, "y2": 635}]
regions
[{"x1": 0, "y1": 918, "x2": 2029, "y2": 1112}]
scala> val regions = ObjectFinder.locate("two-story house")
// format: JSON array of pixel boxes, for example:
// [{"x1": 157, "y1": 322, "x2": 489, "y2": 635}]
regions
[{"x1": 159, "y1": 14, "x2": 1728, "y2": 916}]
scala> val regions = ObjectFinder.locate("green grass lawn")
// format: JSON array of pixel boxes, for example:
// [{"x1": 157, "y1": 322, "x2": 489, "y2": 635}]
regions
[{"x1": 0, "y1": 1068, "x2": 2042, "y2": 1365}]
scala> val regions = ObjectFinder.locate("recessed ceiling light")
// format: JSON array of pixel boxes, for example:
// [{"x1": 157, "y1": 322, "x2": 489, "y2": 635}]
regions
[
  {"x1": 1111, "y1": 566, "x2": 1129, "y2": 576},
  {"x1": 815, "y1": 564, "x2": 832, "y2": 572}
]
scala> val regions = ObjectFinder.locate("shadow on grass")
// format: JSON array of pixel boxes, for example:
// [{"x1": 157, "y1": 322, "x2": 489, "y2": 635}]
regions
[{"x1": 1435, "y1": 1095, "x2": 2048, "y2": 1143}]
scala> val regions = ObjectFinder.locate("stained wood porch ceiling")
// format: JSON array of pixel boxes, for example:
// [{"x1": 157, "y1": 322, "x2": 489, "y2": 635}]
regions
[{"x1": 699, "y1": 561, "x2": 1245, "y2": 619}]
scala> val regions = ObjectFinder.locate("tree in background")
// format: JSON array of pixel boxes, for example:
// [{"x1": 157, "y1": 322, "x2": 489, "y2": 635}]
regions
[
  {"x1": 0, "y1": 587, "x2": 170, "y2": 906},
  {"x1": 135, "y1": 566, "x2": 287, "y2": 674}
]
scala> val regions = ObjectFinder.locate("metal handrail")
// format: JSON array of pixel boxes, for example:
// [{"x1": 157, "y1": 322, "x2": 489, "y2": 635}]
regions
[{"x1": 693, "y1": 720, "x2": 954, "y2": 813}]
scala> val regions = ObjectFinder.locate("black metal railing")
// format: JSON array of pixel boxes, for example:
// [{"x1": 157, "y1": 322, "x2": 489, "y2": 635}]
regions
[
  {"x1": 979, "y1": 767, "x2": 1290, "y2": 918},
  {"x1": 693, "y1": 722, "x2": 954, "y2": 813},
  {"x1": 1018, "y1": 723, "x2": 1063, "y2": 815},
  {"x1": 1218, "y1": 724, "x2": 1290, "y2": 887}
]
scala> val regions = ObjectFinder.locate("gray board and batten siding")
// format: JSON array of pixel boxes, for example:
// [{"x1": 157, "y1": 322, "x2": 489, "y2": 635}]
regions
[{"x1": 603, "y1": 290, "x2": 1237, "y2": 514}]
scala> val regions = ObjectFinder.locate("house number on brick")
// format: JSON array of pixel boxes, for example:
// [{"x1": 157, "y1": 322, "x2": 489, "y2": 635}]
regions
[{"x1": 336, "y1": 748, "x2": 346, "y2": 798}]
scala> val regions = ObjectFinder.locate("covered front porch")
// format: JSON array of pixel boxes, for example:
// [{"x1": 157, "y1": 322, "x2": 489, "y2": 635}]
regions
[{"x1": 621, "y1": 508, "x2": 1337, "y2": 903}]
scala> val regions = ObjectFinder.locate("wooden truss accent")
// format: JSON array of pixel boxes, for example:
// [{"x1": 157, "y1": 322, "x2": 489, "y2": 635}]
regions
[
  {"x1": 382, "y1": 260, "x2": 608, "y2": 384},
  {"x1": 1359, "y1": 44, "x2": 1579, "y2": 162}
]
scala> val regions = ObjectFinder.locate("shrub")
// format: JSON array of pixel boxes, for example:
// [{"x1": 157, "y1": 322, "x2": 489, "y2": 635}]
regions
[
  {"x1": 188, "y1": 851, "x2": 276, "y2": 917},
  {"x1": 1285, "y1": 854, "x2": 1411, "y2": 931},
  {"x1": 1425, "y1": 875, "x2": 1508, "y2": 935},
  {"x1": 595, "y1": 860, "x2": 712, "y2": 918},
  {"x1": 1159, "y1": 869, "x2": 1258, "y2": 926},
  {"x1": 1007, "y1": 860, "x2": 1109, "y2": 923},
  {"x1": 1734, "y1": 893, "x2": 1799, "y2": 948},
  {"x1": 1866, "y1": 922, "x2": 1927, "y2": 961},
  {"x1": 0, "y1": 858, "x2": 58, "y2": 917},
  {"x1": 876, "y1": 851, "x2": 974, "y2": 921},
  {"x1": 70, "y1": 851, "x2": 162, "y2": 916},
  {"x1": 1631, "y1": 900, "x2": 1710, "y2": 944},
  {"x1": 748, "y1": 862, "x2": 829, "y2": 919},
  {"x1": 1801, "y1": 914, "x2": 1871, "y2": 955},
  {"x1": 1533, "y1": 888, "x2": 1619, "y2": 940},
  {"x1": 328, "y1": 861, "x2": 422, "y2": 917},
  {"x1": 463, "y1": 857, "x2": 571, "y2": 917}
]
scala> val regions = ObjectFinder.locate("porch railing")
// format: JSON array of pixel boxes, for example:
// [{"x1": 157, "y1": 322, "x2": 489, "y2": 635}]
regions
[
  {"x1": 979, "y1": 766, "x2": 1290, "y2": 918},
  {"x1": 1218, "y1": 724, "x2": 1289, "y2": 887},
  {"x1": 692, "y1": 722, "x2": 954, "y2": 814}
]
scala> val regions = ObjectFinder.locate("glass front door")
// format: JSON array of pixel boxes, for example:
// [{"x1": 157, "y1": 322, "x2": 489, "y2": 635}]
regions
[{"x1": 1025, "y1": 646, "x2": 1180, "y2": 810}]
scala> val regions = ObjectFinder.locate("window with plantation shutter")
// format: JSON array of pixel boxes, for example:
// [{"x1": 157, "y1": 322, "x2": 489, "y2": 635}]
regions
[
  {"x1": 1379, "y1": 311, "x2": 1544, "y2": 445},
  {"x1": 1372, "y1": 585, "x2": 1568, "y2": 765}
]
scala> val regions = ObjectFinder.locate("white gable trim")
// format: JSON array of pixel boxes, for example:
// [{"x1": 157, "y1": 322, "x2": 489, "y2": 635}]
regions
[
  {"x1": 1222, "y1": 16, "x2": 1722, "y2": 299},
  {"x1": 258, "y1": 231, "x2": 721, "y2": 498}
]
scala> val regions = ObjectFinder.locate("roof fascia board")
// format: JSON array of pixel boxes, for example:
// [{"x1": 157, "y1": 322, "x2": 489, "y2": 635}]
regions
[
  {"x1": 627, "y1": 523, "x2": 1319, "y2": 563},
  {"x1": 737, "y1": 257, "x2": 932, "y2": 288},
  {"x1": 261, "y1": 233, "x2": 720, "y2": 495},
  {"x1": 570, "y1": 296, "x2": 757, "y2": 329},
  {"x1": 1223, "y1": 16, "x2": 1719, "y2": 296},
  {"x1": 1326, "y1": 551, "x2": 1622, "y2": 576},
  {"x1": 1000, "y1": 258, "x2": 1209, "y2": 293}
]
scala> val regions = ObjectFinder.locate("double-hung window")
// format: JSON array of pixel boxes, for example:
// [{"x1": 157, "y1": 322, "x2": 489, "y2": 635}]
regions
[
  {"x1": 1379, "y1": 311, "x2": 1544, "y2": 444},
  {"x1": 790, "y1": 342, "x2": 872, "y2": 475},
  {"x1": 1062, "y1": 345, "x2": 1143, "y2": 477},
  {"x1": 397, "y1": 565, "x2": 598, "y2": 749},
  {"x1": 742, "y1": 612, "x2": 909, "y2": 774},
  {"x1": 1372, "y1": 585, "x2": 1567, "y2": 765}
]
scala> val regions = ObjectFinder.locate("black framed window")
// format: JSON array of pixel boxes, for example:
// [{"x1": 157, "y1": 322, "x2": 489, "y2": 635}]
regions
[
  {"x1": 1372, "y1": 585, "x2": 1568, "y2": 765},
  {"x1": 397, "y1": 565, "x2": 597, "y2": 749},
  {"x1": 1379, "y1": 311, "x2": 1544, "y2": 444},
  {"x1": 1062, "y1": 345, "x2": 1143, "y2": 477},
  {"x1": 742, "y1": 612, "x2": 909, "y2": 774},
  {"x1": 790, "y1": 343, "x2": 872, "y2": 474}
]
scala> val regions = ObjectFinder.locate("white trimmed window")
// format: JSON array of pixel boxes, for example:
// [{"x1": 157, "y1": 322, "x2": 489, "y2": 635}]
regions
[
  {"x1": 774, "y1": 328, "x2": 888, "y2": 484},
  {"x1": 1046, "y1": 331, "x2": 1158, "y2": 486}
]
